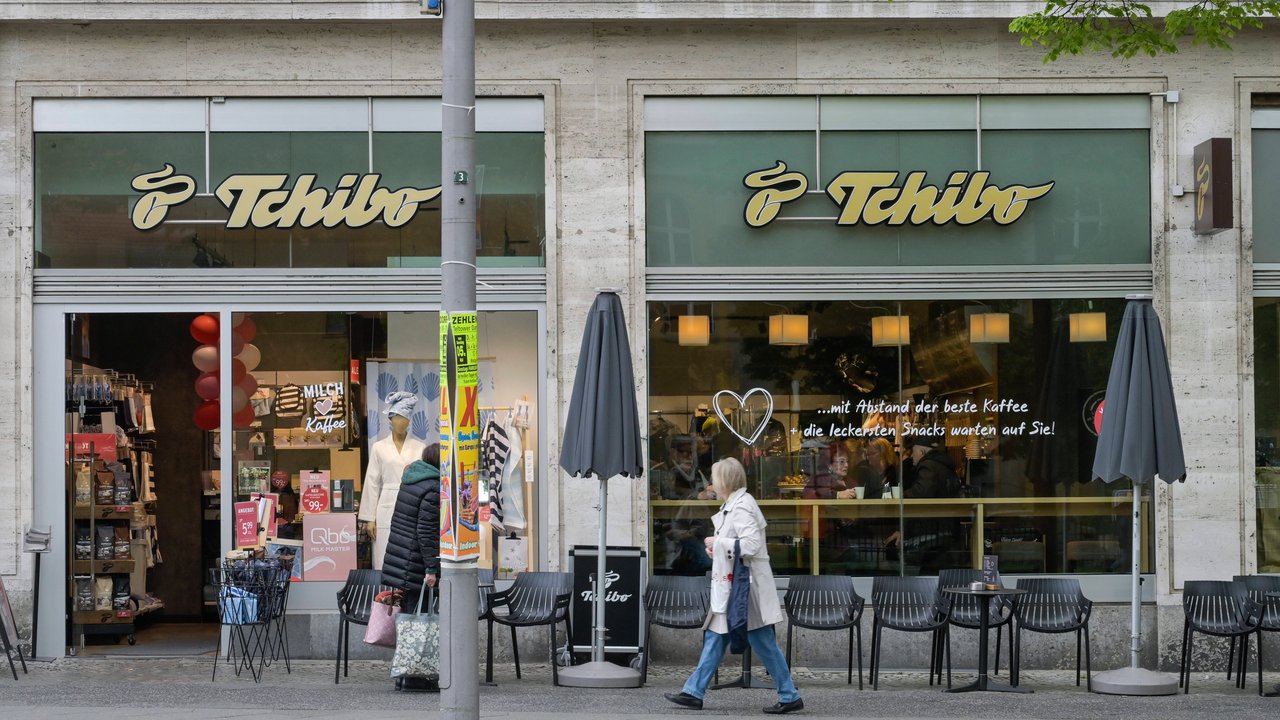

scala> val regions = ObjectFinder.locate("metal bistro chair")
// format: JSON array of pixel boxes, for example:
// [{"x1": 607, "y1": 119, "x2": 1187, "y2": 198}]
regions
[
  {"x1": 1227, "y1": 575, "x2": 1280, "y2": 684},
  {"x1": 1011, "y1": 578, "x2": 1093, "y2": 690},
  {"x1": 640, "y1": 575, "x2": 711, "y2": 686},
  {"x1": 1179, "y1": 580, "x2": 1263, "y2": 695},
  {"x1": 784, "y1": 575, "x2": 866, "y2": 689},
  {"x1": 939, "y1": 568, "x2": 1013, "y2": 676},
  {"x1": 484, "y1": 571, "x2": 574, "y2": 685},
  {"x1": 335, "y1": 569, "x2": 393, "y2": 684},
  {"x1": 0, "y1": 575, "x2": 26, "y2": 680},
  {"x1": 869, "y1": 576, "x2": 952, "y2": 690}
]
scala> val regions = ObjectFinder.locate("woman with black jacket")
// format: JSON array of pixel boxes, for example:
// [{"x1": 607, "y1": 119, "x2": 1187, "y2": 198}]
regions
[{"x1": 379, "y1": 443, "x2": 441, "y2": 691}]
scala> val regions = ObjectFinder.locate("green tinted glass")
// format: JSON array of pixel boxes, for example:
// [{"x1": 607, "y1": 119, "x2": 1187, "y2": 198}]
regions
[{"x1": 1254, "y1": 130, "x2": 1280, "y2": 262}]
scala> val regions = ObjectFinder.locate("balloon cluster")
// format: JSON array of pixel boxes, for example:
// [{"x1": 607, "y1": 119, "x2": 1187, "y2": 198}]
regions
[{"x1": 190, "y1": 313, "x2": 262, "y2": 431}]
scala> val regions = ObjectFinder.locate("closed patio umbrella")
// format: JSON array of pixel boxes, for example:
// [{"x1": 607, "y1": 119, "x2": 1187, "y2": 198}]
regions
[
  {"x1": 557, "y1": 290, "x2": 645, "y2": 688},
  {"x1": 1090, "y1": 295, "x2": 1186, "y2": 696}
]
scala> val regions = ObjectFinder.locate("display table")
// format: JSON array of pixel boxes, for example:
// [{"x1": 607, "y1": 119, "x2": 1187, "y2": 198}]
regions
[{"x1": 940, "y1": 586, "x2": 1029, "y2": 694}]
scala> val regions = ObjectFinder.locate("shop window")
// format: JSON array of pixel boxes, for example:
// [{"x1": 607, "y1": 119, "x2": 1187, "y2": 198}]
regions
[
  {"x1": 647, "y1": 298, "x2": 1151, "y2": 576},
  {"x1": 1254, "y1": 126, "x2": 1280, "y2": 261},
  {"x1": 1255, "y1": 299, "x2": 1280, "y2": 570}
]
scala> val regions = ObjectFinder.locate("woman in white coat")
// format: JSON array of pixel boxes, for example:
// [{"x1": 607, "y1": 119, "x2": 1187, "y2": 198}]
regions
[
  {"x1": 359, "y1": 391, "x2": 426, "y2": 570},
  {"x1": 665, "y1": 457, "x2": 804, "y2": 715}
]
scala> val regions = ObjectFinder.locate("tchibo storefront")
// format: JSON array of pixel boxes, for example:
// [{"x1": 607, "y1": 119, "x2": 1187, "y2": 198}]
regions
[{"x1": 0, "y1": 10, "x2": 1278, "y2": 673}]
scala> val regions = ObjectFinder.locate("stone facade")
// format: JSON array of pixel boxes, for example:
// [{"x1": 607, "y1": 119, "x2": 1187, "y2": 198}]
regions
[{"x1": 0, "y1": 4, "x2": 1276, "y2": 668}]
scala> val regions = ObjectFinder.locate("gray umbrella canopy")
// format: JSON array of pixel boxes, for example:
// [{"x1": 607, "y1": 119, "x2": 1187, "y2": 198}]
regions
[
  {"x1": 559, "y1": 291, "x2": 645, "y2": 480},
  {"x1": 1092, "y1": 298, "x2": 1187, "y2": 485},
  {"x1": 1089, "y1": 297, "x2": 1186, "y2": 695}
]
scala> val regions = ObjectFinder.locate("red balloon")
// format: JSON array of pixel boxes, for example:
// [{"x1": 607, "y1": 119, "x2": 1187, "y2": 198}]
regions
[
  {"x1": 236, "y1": 372, "x2": 259, "y2": 397},
  {"x1": 228, "y1": 332, "x2": 246, "y2": 356},
  {"x1": 194, "y1": 400, "x2": 220, "y2": 431},
  {"x1": 233, "y1": 403, "x2": 255, "y2": 428},
  {"x1": 237, "y1": 316, "x2": 257, "y2": 343},
  {"x1": 230, "y1": 358, "x2": 247, "y2": 383},
  {"x1": 189, "y1": 314, "x2": 219, "y2": 345},
  {"x1": 194, "y1": 372, "x2": 219, "y2": 400}
]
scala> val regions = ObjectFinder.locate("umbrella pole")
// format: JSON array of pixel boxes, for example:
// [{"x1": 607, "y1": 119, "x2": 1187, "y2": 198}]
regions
[
  {"x1": 595, "y1": 476, "x2": 608, "y2": 664},
  {"x1": 1129, "y1": 484, "x2": 1141, "y2": 669}
]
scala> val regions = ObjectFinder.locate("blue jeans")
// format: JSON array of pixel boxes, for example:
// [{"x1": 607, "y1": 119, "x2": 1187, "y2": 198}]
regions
[{"x1": 681, "y1": 627, "x2": 799, "y2": 703}]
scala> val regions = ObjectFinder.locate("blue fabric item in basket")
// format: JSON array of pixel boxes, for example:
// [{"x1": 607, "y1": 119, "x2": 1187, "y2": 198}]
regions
[{"x1": 220, "y1": 585, "x2": 260, "y2": 625}]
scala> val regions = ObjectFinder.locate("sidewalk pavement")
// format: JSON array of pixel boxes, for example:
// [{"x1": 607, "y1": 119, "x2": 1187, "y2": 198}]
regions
[{"x1": 1, "y1": 655, "x2": 1276, "y2": 719}]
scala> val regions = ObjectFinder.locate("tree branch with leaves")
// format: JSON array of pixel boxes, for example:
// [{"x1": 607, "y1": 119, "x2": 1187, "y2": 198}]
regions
[{"x1": 1010, "y1": 1, "x2": 1280, "y2": 60}]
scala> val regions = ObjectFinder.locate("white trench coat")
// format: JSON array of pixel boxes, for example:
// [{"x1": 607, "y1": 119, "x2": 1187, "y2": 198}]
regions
[
  {"x1": 703, "y1": 487, "x2": 785, "y2": 631},
  {"x1": 359, "y1": 433, "x2": 426, "y2": 569}
]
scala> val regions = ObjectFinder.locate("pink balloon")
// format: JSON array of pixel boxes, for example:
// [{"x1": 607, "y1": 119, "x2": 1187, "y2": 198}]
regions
[
  {"x1": 192, "y1": 345, "x2": 219, "y2": 373},
  {"x1": 194, "y1": 372, "x2": 219, "y2": 400},
  {"x1": 231, "y1": 313, "x2": 249, "y2": 328},
  {"x1": 236, "y1": 373, "x2": 259, "y2": 397},
  {"x1": 231, "y1": 387, "x2": 249, "y2": 411},
  {"x1": 237, "y1": 316, "x2": 257, "y2": 343},
  {"x1": 237, "y1": 344, "x2": 261, "y2": 372},
  {"x1": 228, "y1": 332, "x2": 246, "y2": 356}
]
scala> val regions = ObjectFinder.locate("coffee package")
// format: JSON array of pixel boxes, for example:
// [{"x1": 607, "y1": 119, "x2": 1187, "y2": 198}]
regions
[
  {"x1": 74, "y1": 464, "x2": 92, "y2": 507},
  {"x1": 95, "y1": 524, "x2": 115, "y2": 560},
  {"x1": 114, "y1": 526, "x2": 131, "y2": 560},
  {"x1": 74, "y1": 525, "x2": 92, "y2": 560},
  {"x1": 94, "y1": 577, "x2": 112, "y2": 611},
  {"x1": 95, "y1": 470, "x2": 115, "y2": 505},
  {"x1": 112, "y1": 577, "x2": 131, "y2": 612},
  {"x1": 113, "y1": 466, "x2": 132, "y2": 505},
  {"x1": 74, "y1": 575, "x2": 94, "y2": 611}
]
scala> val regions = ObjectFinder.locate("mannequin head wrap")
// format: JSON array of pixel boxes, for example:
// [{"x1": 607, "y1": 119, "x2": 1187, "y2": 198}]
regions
[{"x1": 384, "y1": 391, "x2": 418, "y2": 419}]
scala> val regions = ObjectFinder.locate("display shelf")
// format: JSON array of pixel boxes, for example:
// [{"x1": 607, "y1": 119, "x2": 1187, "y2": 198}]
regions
[
  {"x1": 74, "y1": 610, "x2": 133, "y2": 625},
  {"x1": 73, "y1": 560, "x2": 136, "y2": 574},
  {"x1": 72, "y1": 505, "x2": 134, "y2": 520}
]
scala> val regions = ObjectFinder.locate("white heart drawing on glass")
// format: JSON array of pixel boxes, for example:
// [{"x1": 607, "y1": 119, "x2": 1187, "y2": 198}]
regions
[{"x1": 712, "y1": 388, "x2": 774, "y2": 447}]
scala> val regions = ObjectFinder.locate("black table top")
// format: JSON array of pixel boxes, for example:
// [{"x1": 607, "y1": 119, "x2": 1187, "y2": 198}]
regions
[{"x1": 941, "y1": 586, "x2": 1028, "y2": 597}]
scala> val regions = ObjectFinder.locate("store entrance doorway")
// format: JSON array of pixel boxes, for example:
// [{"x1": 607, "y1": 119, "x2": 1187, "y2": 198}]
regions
[{"x1": 65, "y1": 312, "x2": 219, "y2": 657}]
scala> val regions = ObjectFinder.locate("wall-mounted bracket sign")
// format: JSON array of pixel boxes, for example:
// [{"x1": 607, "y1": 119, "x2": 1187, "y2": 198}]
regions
[
  {"x1": 1192, "y1": 137, "x2": 1232, "y2": 236},
  {"x1": 129, "y1": 164, "x2": 443, "y2": 231},
  {"x1": 743, "y1": 161, "x2": 1054, "y2": 228}
]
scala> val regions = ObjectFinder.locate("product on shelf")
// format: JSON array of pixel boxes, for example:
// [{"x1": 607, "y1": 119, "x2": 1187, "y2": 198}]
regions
[
  {"x1": 112, "y1": 577, "x2": 131, "y2": 611},
  {"x1": 95, "y1": 525, "x2": 114, "y2": 560},
  {"x1": 94, "y1": 577, "x2": 112, "y2": 611},
  {"x1": 112, "y1": 464, "x2": 132, "y2": 505},
  {"x1": 95, "y1": 468, "x2": 115, "y2": 505},
  {"x1": 74, "y1": 576, "x2": 94, "y2": 611},
  {"x1": 113, "y1": 526, "x2": 130, "y2": 560},
  {"x1": 75, "y1": 526, "x2": 92, "y2": 560},
  {"x1": 75, "y1": 464, "x2": 92, "y2": 507}
]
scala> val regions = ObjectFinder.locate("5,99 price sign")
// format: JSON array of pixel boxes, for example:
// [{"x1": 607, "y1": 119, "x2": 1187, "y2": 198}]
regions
[{"x1": 234, "y1": 502, "x2": 259, "y2": 549}]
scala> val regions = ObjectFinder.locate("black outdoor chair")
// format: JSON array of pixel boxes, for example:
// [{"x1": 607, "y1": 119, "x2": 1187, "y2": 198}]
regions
[
  {"x1": 334, "y1": 569, "x2": 393, "y2": 684},
  {"x1": 784, "y1": 575, "x2": 866, "y2": 689},
  {"x1": 1011, "y1": 578, "x2": 1093, "y2": 690},
  {"x1": 1179, "y1": 580, "x2": 1263, "y2": 695},
  {"x1": 1227, "y1": 575, "x2": 1280, "y2": 683},
  {"x1": 640, "y1": 575, "x2": 711, "y2": 686},
  {"x1": 938, "y1": 568, "x2": 1013, "y2": 676},
  {"x1": 869, "y1": 576, "x2": 951, "y2": 690},
  {"x1": 484, "y1": 571, "x2": 574, "y2": 685}
]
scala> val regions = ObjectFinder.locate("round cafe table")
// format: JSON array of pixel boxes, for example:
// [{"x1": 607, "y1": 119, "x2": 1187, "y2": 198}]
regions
[{"x1": 940, "y1": 586, "x2": 1030, "y2": 694}]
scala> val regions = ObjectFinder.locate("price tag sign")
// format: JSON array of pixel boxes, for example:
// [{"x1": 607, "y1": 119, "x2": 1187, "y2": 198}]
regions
[
  {"x1": 300, "y1": 472, "x2": 331, "y2": 514},
  {"x1": 234, "y1": 501, "x2": 259, "y2": 549}
]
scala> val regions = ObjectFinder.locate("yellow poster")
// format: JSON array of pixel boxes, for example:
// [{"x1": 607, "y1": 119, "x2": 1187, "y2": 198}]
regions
[{"x1": 439, "y1": 311, "x2": 481, "y2": 562}]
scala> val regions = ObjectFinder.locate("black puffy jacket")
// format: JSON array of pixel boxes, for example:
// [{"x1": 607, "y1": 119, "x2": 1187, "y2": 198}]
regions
[{"x1": 380, "y1": 460, "x2": 441, "y2": 592}]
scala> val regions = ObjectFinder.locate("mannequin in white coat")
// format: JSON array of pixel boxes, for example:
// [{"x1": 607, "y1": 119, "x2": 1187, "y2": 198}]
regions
[{"x1": 359, "y1": 393, "x2": 426, "y2": 570}]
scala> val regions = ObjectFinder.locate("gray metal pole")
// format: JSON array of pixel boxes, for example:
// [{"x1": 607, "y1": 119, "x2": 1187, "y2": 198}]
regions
[
  {"x1": 440, "y1": 0, "x2": 478, "y2": 715},
  {"x1": 1129, "y1": 484, "x2": 1141, "y2": 669}
]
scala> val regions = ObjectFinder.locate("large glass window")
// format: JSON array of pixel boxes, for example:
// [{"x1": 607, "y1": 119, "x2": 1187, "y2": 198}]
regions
[
  {"x1": 644, "y1": 95, "x2": 1152, "y2": 268},
  {"x1": 648, "y1": 298, "x2": 1151, "y2": 576},
  {"x1": 1255, "y1": 299, "x2": 1280, "y2": 571},
  {"x1": 34, "y1": 98, "x2": 546, "y2": 269}
]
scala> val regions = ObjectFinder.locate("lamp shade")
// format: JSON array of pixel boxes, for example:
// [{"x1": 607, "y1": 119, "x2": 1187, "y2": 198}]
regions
[
  {"x1": 969, "y1": 312, "x2": 1010, "y2": 343},
  {"x1": 871, "y1": 315, "x2": 910, "y2": 347},
  {"x1": 678, "y1": 315, "x2": 710, "y2": 346},
  {"x1": 1070, "y1": 312, "x2": 1108, "y2": 342},
  {"x1": 768, "y1": 314, "x2": 808, "y2": 345}
]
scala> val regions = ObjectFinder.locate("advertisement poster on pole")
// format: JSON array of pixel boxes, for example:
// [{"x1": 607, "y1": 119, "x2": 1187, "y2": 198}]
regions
[{"x1": 439, "y1": 310, "x2": 481, "y2": 562}]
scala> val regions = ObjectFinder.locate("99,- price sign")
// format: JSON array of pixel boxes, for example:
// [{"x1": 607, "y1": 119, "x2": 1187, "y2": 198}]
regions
[{"x1": 301, "y1": 472, "x2": 331, "y2": 514}]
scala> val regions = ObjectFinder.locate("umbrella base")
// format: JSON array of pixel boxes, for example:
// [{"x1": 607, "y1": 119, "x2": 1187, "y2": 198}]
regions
[
  {"x1": 1090, "y1": 667, "x2": 1178, "y2": 696},
  {"x1": 556, "y1": 660, "x2": 643, "y2": 688}
]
